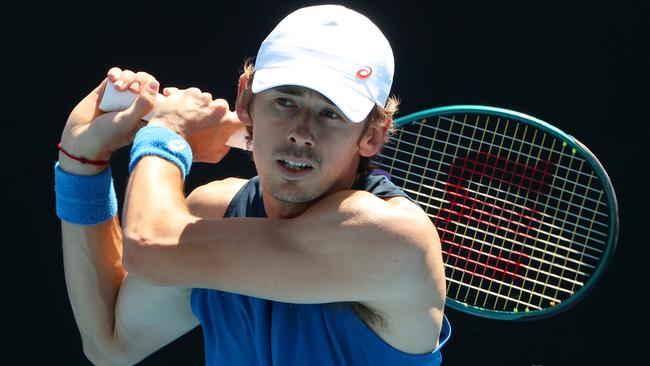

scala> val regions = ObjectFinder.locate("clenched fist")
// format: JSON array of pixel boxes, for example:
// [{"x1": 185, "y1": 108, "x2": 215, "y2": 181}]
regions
[
  {"x1": 59, "y1": 67, "x2": 160, "y2": 175},
  {"x1": 148, "y1": 86, "x2": 244, "y2": 163}
]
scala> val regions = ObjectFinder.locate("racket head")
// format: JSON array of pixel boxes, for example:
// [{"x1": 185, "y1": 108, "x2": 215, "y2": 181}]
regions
[{"x1": 375, "y1": 105, "x2": 618, "y2": 320}]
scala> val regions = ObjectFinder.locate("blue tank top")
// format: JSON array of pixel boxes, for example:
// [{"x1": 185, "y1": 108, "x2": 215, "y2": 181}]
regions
[{"x1": 191, "y1": 174, "x2": 451, "y2": 365}]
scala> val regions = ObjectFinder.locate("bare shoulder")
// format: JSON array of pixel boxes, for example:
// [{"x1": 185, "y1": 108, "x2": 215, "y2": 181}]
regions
[
  {"x1": 305, "y1": 190, "x2": 443, "y2": 292},
  {"x1": 186, "y1": 177, "x2": 248, "y2": 219},
  {"x1": 316, "y1": 190, "x2": 437, "y2": 250}
]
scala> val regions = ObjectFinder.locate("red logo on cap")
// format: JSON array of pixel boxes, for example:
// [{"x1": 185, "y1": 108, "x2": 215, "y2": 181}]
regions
[{"x1": 356, "y1": 66, "x2": 373, "y2": 80}]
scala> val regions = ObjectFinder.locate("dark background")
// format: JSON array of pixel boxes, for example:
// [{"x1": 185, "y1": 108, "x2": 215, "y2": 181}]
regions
[{"x1": 11, "y1": 0, "x2": 647, "y2": 364}]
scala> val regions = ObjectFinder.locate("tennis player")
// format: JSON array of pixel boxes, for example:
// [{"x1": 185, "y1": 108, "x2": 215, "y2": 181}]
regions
[{"x1": 55, "y1": 5, "x2": 450, "y2": 365}]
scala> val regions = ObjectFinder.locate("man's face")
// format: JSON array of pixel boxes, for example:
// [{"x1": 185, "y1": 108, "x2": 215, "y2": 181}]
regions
[{"x1": 250, "y1": 86, "x2": 369, "y2": 204}]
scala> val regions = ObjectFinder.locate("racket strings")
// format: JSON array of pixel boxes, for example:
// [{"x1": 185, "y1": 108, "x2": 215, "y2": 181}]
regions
[
  {"x1": 480, "y1": 121, "x2": 539, "y2": 311},
  {"x1": 383, "y1": 119, "x2": 610, "y2": 233},
  {"x1": 438, "y1": 115, "x2": 483, "y2": 304},
  {"x1": 376, "y1": 161, "x2": 609, "y2": 243},
  {"x1": 379, "y1": 131, "x2": 609, "y2": 250},
  {"x1": 379, "y1": 135, "x2": 608, "y2": 231},
  {"x1": 569, "y1": 188, "x2": 605, "y2": 295},
  {"x1": 534, "y1": 151, "x2": 583, "y2": 308},
  {"x1": 373, "y1": 112, "x2": 611, "y2": 312},
  {"x1": 442, "y1": 115, "x2": 506, "y2": 306},
  {"x1": 460, "y1": 119, "x2": 549, "y2": 311},
  {"x1": 384, "y1": 126, "x2": 607, "y2": 209},
  {"x1": 514, "y1": 133, "x2": 566, "y2": 309}
]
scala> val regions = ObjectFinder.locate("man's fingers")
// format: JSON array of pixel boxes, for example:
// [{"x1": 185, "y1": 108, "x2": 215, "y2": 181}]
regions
[
  {"x1": 163, "y1": 87, "x2": 180, "y2": 96},
  {"x1": 116, "y1": 78, "x2": 160, "y2": 124},
  {"x1": 107, "y1": 68, "x2": 156, "y2": 94},
  {"x1": 106, "y1": 67, "x2": 123, "y2": 82},
  {"x1": 129, "y1": 71, "x2": 158, "y2": 94},
  {"x1": 113, "y1": 70, "x2": 136, "y2": 91},
  {"x1": 131, "y1": 79, "x2": 160, "y2": 120},
  {"x1": 105, "y1": 69, "x2": 161, "y2": 123}
]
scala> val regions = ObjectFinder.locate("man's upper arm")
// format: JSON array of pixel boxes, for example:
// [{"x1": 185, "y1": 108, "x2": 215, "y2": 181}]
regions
[{"x1": 130, "y1": 189, "x2": 440, "y2": 305}]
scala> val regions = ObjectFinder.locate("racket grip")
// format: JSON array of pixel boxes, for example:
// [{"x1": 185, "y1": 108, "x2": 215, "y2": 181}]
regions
[{"x1": 99, "y1": 80, "x2": 251, "y2": 151}]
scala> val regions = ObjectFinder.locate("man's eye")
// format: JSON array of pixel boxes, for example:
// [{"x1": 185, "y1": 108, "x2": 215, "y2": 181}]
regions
[
  {"x1": 276, "y1": 97, "x2": 295, "y2": 107},
  {"x1": 321, "y1": 109, "x2": 341, "y2": 120}
]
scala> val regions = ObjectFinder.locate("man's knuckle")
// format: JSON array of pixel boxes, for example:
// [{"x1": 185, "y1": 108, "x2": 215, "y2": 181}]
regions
[
  {"x1": 213, "y1": 98, "x2": 229, "y2": 111},
  {"x1": 136, "y1": 71, "x2": 153, "y2": 79},
  {"x1": 107, "y1": 66, "x2": 122, "y2": 76}
]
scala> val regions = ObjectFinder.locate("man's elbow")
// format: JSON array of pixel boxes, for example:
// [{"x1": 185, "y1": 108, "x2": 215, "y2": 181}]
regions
[{"x1": 82, "y1": 340, "x2": 142, "y2": 366}]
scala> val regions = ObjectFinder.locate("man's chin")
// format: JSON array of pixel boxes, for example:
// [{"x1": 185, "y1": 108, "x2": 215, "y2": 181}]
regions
[{"x1": 268, "y1": 184, "x2": 319, "y2": 204}]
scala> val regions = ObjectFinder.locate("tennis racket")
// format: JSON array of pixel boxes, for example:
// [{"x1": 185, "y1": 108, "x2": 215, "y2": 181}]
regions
[{"x1": 372, "y1": 105, "x2": 618, "y2": 320}]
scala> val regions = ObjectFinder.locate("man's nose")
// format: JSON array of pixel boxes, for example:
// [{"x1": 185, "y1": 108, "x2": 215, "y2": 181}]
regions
[{"x1": 287, "y1": 115, "x2": 315, "y2": 147}]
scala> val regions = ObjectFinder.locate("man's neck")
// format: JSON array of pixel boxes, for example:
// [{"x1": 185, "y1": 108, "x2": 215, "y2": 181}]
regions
[{"x1": 263, "y1": 196, "x2": 312, "y2": 219}]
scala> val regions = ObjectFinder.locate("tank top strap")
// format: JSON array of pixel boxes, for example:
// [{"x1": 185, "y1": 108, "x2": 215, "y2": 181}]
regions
[{"x1": 223, "y1": 176, "x2": 267, "y2": 218}]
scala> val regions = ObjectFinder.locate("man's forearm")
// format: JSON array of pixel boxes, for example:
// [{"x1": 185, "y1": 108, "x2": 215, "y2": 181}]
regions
[{"x1": 62, "y1": 216, "x2": 126, "y2": 363}]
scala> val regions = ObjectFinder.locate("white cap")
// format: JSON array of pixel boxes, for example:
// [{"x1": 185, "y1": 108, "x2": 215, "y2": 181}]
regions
[{"x1": 251, "y1": 5, "x2": 394, "y2": 123}]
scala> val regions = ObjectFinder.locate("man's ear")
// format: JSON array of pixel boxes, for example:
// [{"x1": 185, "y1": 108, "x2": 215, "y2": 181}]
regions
[
  {"x1": 235, "y1": 74, "x2": 253, "y2": 126},
  {"x1": 358, "y1": 118, "x2": 390, "y2": 157}
]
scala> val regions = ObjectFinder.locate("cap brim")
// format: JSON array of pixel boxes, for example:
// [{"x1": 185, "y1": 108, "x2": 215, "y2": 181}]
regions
[{"x1": 251, "y1": 67, "x2": 375, "y2": 123}]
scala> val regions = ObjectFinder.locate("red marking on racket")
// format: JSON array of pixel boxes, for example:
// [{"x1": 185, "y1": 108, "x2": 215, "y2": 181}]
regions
[{"x1": 435, "y1": 150, "x2": 555, "y2": 282}]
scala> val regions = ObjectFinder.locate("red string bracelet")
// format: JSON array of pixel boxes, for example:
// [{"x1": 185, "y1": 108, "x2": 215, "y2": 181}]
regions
[{"x1": 57, "y1": 143, "x2": 109, "y2": 166}]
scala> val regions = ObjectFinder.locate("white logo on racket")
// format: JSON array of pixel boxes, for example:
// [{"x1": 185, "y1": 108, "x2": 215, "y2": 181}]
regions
[{"x1": 167, "y1": 139, "x2": 187, "y2": 152}]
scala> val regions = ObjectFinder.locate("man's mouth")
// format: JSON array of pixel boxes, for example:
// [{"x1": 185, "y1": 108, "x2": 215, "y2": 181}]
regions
[{"x1": 278, "y1": 159, "x2": 314, "y2": 172}]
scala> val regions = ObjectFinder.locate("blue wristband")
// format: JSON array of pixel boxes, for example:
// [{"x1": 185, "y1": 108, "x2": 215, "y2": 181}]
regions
[
  {"x1": 129, "y1": 125, "x2": 193, "y2": 178},
  {"x1": 54, "y1": 162, "x2": 118, "y2": 225}
]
